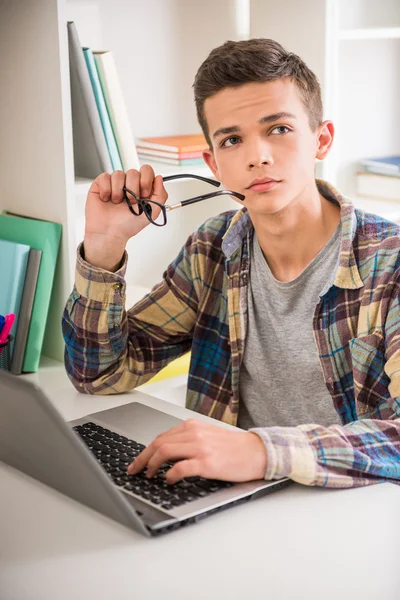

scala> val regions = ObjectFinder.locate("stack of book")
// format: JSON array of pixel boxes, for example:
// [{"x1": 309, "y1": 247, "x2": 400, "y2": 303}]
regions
[
  {"x1": 0, "y1": 212, "x2": 62, "y2": 374},
  {"x1": 135, "y1": 134, "x2": 208, "y2": 167},
  {"x1": 356, "y1": 156, "x2": 400, "y2": 202},
  {"x1": 68, "y1": 21, "x2": 139, "y2": 179}
]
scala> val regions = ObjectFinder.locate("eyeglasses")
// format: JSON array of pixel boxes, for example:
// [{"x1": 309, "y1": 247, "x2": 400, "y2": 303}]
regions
[{"x1": 123, "y1": 174, "x2": 245, "y2": 227}]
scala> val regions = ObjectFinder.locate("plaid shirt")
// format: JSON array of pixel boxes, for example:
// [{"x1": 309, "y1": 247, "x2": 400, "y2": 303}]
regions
[{"x1": 63, "y1": 179, "x2": 400, "y2": 489}]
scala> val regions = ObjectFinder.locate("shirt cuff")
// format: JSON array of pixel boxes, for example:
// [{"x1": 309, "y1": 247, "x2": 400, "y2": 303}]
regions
[
  {"x1": 75, "y1": 242, "x2": 128, "y2": 304},
  {"x1": 249, "y1": 426, "x2": 317, "y2": 486}
]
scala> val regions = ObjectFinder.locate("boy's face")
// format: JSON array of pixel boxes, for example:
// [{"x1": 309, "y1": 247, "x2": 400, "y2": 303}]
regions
[{"x1": 202, "y1": 79, "x2": 333, "y2": 216}]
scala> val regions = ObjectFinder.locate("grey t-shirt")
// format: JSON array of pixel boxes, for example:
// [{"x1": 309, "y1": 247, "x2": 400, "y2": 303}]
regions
[{"x1": 238, "y1": 224, "x2": 343, "y2": 430}]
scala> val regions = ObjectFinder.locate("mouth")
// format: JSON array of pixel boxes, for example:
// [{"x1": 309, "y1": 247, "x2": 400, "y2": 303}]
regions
[{"x1": 246, "y1": 178, "x2": 281, "y2": 193}]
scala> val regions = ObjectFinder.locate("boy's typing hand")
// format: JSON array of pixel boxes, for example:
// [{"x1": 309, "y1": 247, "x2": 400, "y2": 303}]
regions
[{"x1": 127, "y1": 419, "x2": 268, "y2": 485}]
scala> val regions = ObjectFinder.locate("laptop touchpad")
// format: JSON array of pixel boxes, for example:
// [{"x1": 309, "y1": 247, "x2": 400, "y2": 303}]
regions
[{"x1": 79, "y1": 401, "x2": 185, "y2": 446}]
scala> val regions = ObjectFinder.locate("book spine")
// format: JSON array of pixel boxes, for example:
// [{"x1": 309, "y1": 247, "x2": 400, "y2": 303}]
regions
[
  {"x1": 83, "y1": 48, "x2": 123, "y2": 172},
  {"x1": 94, "y1": 52, "x2": 140, "y2": 171},
  {"x1": 11, "y1": 249, "x2": 42, "y2": 375},
  {"x1": 136, "y1": 147, "x2": 204, "y2": 159},
  {"x1": 363, "y1": 165, "x2": 400, "y2": 177},
  {"x1": 136, "y1": 140, "x2": 207, "y2": 153}
]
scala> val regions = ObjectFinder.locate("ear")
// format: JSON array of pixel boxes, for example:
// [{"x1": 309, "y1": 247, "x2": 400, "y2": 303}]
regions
[
  {"x1": 203, "y1": 149, "x2": 221, "y2": 180},
  {"x1": 316, "y1": 120, "x2": 334, "y2": 160}
]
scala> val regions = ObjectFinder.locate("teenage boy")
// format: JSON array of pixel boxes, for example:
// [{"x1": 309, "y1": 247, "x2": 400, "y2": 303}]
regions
[{"x1": 63, "y1": 39, "x2": 400, "y2": 489}]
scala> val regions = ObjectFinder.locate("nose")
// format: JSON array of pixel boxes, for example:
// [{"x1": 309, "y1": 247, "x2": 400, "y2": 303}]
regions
[{"x1": 246, "y1": 138, "x2": 274, "y2": 170}]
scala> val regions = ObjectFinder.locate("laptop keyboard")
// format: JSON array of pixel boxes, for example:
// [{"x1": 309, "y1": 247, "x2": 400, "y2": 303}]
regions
[{"x1": 73, "y1": 422, "x2": 233, "y2": 511}]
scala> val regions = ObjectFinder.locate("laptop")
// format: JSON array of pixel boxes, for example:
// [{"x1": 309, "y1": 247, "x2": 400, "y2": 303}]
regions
[{"x1": 0, "y1": 369, "x2": 292, "y2": 537}]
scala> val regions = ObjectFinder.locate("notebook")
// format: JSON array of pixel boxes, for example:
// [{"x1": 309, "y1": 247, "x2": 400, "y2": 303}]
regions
[{"x1": 0, "y1": 212, "x2": 62, "y2": 372}]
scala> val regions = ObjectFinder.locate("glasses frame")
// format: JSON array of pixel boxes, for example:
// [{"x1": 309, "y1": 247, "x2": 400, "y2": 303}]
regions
[{"x1": 123, "y1": 173, "x2": 245, "y2": 227}]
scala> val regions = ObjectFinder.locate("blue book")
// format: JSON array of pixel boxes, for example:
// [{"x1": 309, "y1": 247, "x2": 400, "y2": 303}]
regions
[
  {"x1": 360, "y1": 156, "x2": 400, "y2": 176},
  {"x1": 83, "y1": 47, "x2": 123, "y2": 172},
  {"x1": 0, "y1": 238, "x2": 30, "y2": 357}
]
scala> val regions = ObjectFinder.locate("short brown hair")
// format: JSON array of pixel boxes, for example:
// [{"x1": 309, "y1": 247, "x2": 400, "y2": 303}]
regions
[{"x1": 193, "y1": 38, "x2": 323, "y2": 148}]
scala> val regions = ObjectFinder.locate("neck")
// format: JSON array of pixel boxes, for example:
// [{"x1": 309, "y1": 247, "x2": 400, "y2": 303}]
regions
[{"x1": 250, "y1": 180, "x2": 341, "y2": 282}]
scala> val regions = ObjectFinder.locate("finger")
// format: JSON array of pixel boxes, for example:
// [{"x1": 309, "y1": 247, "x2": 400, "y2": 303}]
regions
[
  {"x1": 127, "y1": 445, "x2": 153, "y2": 475},
  {"x1": 146, "y1": 443, "x2": 198, "y2": 478},
  {"x1": 110, "y1": 170, "x2": 126, "y2": 204},
  {"x1": 127, "y1": 428, "x2": 192, "y2": 474},
  {"x1": 151, "y1": 174, "x2": 168, "y2": 204},
  {"x1": 139, "y1": 164, "x2": 155, "y2": 199},
  {"x1": 125, "y1": 168, "x2": 140, "y2": 204},
  {"x1": 92, "y1": 172, "x2": 111, "y2": 202},
  {"x1": 165, "y1": 459, "x2": 203, "y2": 485}
]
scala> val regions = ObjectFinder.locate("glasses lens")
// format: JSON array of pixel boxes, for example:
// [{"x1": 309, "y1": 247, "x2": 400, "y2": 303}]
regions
[{"x1": 146, "y1": 200, "x2": 167, "y2": 227}]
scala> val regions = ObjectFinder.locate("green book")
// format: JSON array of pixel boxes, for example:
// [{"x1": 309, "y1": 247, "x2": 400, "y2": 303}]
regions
[{"x1": 0, "y1": 212, "x2": 62, "y2": 372}]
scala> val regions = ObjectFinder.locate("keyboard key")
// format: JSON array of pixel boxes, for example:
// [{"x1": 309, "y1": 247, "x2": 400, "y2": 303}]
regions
[
  {"x1": 189, "y1": 485, "x2": 209, "y2": 497},
  {"x1": 177, "y1": 480, "x2": 192, "y2": 489},
  {"x1": 180, "y1": 493, "x2": 196, "y2": 503},
  {"x1": 93, "y1": 442, "x2": 108, "y2": 451},
  {"x1": 196, "y1": 480, "x2": 221, "y2": 493},
  {"x1": 106, "y1": 441, "x2": 119, "y2": 450},
  {"x1": 118, "y1": 453, "x2": 131, "y2": 463},
  {"x1": 113, "y1": 478, "x2": 126, "y2": 487},
  {"x1": 89, "y1": 433, "x2": 105, "y2": 442}
]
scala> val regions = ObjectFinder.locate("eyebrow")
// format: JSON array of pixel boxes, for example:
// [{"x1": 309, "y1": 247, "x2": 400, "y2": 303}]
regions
[{"x1": 212, "y1": 112, "x2": 297, "y2": 140}]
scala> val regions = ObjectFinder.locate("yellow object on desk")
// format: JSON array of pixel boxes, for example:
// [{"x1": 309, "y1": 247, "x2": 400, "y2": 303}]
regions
[{"x1": 143, "y1": 352, "x2": 191, "y2": 385}]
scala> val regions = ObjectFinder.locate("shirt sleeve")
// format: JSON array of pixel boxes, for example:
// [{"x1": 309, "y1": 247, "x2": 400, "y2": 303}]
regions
[
  {"x1": 250, "y1": 284, "x2": 400, "y2": 489},
  {"x1": 62, "y1": 238, "x2": 198, "y2": 395}
]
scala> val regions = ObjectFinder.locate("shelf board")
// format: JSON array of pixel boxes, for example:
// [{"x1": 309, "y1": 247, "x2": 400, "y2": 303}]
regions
[{"x1": 339, "y1": 27, "x2": 400, "y2": 41}]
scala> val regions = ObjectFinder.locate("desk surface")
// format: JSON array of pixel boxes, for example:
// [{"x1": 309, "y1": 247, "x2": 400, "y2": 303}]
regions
[{"x1": 1, "y1": 362, "x2": 400, "y2": 600}]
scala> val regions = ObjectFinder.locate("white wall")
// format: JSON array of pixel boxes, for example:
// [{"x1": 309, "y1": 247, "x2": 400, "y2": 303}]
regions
[{"x1": 338, "y1": 0, "x2": 400, "y2": 29}]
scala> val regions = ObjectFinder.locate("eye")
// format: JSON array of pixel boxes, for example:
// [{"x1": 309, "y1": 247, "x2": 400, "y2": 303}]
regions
[
  {"x1": 221, "y1": 136, "x2": 241, "y2": 148},
  {"x1": 270, "y1": 125, "x2": 291, "y2": 135}
]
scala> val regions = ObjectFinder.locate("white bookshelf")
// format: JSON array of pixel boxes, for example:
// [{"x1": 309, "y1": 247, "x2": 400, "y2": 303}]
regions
[
  {"x1": 250, "y1": 0, "x2": 400, "y2": 195},
  {"x1": 339, "y1": 27, "x2": 400, "y2": 40},
  {"x1": 1, "y1": 0, "x2": 400, "y2": 371}
]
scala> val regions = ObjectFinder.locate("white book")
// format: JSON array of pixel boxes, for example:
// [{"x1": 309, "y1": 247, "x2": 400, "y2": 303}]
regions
[
  {"x1": 93, "y1": 51, "x2": 139, "y2": 172},
  {"x1": 356, "y1": 172, "x2": 400, "y2": 202}
]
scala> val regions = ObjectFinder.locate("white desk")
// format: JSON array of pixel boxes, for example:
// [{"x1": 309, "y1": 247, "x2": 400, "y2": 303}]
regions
[{"x1": 1, "y1": 362, "x2": 400, "y2": 600}]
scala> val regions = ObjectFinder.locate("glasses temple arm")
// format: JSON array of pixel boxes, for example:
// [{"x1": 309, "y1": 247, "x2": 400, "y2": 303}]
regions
[
  {"x1": 166, "y1": 189, "x2": 245, "y2": 211},
  {"x1": 162, "y1": 173, "x2": 220, "y2": 188}
]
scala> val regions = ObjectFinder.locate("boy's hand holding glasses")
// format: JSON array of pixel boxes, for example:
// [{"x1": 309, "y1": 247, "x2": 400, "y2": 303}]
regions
[{"x1": 83, "y1": 166, "x2": 244, "y2": 272}]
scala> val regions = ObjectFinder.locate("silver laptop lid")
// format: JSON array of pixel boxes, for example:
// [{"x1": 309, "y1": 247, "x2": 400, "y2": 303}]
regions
[{"x1": 0, "y1": 370, "x2": 150, "y2": 536}]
